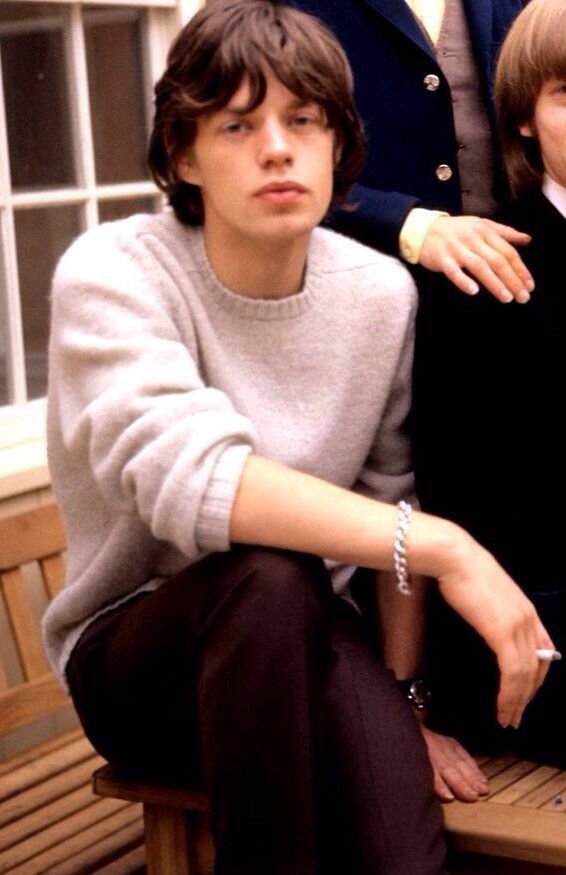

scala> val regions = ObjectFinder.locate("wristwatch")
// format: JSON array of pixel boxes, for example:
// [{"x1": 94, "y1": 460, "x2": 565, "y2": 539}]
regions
[{"x1": 396, "y1": 677, "x2": 432, "y2": 710}]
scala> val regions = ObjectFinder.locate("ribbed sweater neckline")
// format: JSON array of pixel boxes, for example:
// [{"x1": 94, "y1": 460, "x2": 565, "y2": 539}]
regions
[{"x1": 184, "y1": 224, "x2": 324, "y2": 321}]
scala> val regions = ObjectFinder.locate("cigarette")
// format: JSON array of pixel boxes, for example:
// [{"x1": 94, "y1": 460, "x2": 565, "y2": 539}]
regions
[{"x1": 536, "y1": 648, "x2": 562, "y2": 662}]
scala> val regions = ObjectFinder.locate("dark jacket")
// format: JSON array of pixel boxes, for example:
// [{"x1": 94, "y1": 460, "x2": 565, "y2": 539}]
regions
[
  {"x1": 415, "y1": 189, "x2": 566, "y2": 764},
  {"x1": 291, "y1": 0, "x2": 525, "y2": 253}
]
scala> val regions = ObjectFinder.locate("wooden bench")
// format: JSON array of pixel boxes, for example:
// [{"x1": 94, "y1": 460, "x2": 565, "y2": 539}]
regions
[
  {"x1": 93, "y1": 746, "x2": 566, "y2": 875},
  {"x1": 444, "y1": 752, "x2": 566, "y2": 873},
  {"x1": 3, "y1": 502, "x2": 566, "y2": 874},
  {"x1": 0, "y1": 504, "x2": 145, "y2": 874}
]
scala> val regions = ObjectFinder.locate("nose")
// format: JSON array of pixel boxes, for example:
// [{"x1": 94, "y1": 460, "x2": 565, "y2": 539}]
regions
[{"x1": 258, "y1": 118, "x2": 293, "y2": 167}]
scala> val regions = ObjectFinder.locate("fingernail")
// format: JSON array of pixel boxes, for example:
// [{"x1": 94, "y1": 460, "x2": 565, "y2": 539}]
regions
[
  {"x1": 443, "y1": 791, "x2": 455, "y2": 801},
  {"x1": 499, "y1": 721, "x2": 510, "y2": 729},
  {"x1": 467, "y1": 281, "x2": 480, "y2": 295},
  {"x1": 500, "y1": 289, "x2": 513, "y2": 303},
  {"x1": 513, "y1": 719, "x2": 522, "y2": 730},
  {"x1": 527, "y1": 279, "x2": 535, "y2": 292},
  {"x1": 517, "y1": 290, "x2": 531, "y2": 304}
]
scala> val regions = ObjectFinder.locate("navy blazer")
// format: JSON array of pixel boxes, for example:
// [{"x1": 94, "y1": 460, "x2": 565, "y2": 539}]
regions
[{"x1": 291, "y1": 0, "x2": 525, "y2": 253}]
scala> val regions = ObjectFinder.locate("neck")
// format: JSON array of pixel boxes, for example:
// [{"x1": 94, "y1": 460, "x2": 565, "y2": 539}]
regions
[{"x1": 202, "y1": 225, "x2": 310, "y2": 299}]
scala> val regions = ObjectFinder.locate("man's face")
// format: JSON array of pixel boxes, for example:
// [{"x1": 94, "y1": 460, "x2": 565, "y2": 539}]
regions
[
  {"x1": 178, "y1": 72, "x2": 336, "y2": 247},
  {"x1": 521, "y1": 78, "x2": 566, "y2": 188}
]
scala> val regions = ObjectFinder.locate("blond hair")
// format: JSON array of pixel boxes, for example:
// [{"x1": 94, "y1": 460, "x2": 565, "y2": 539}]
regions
[{"x1": 495, "y1": 0, "x2": 566, "y2": 197}]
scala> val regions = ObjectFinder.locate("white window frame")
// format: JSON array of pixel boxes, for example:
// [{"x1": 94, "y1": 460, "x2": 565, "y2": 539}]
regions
[{"x1": 0, "y1": 0, "x2": 202, "y2": 496}]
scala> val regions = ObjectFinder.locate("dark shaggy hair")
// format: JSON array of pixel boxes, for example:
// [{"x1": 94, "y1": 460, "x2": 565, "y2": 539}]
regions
[{"x1": 148, "y1": 0, "x2": 365, "y2": 225}]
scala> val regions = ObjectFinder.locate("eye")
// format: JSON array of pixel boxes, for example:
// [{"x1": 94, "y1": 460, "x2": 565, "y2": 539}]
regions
[
  {"x1": 221, "y1": 120, "x2": 249, "y2": 135},
  {"x1": 290, "y1": 109, "x2": 324, "y2": 130},
  {"x1": 291, "y1": 113, "x2": 314, "y2": 126}
]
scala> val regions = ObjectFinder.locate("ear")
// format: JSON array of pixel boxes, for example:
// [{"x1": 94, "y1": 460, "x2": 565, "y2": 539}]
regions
[
  {"x1": 519, "y1": 121, "x2": 534, "y2": 138},
  {"x1": 176, "y1": 149, "x2": 202, "y2": 186}
]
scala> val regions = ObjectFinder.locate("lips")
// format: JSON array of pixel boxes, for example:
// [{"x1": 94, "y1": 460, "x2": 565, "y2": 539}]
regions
[{"x1": 255, "y1": 179, "x2": 307, "y2": 201}]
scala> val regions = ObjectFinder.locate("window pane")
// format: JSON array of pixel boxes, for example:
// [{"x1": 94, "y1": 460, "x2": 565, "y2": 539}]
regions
[
  {"x1": 85, "y1": 8, "x2": 149, "y2": 185},
  {"x1": 14, "y1": 206, "x2": 81, "y2": 399},
  {"x1": 0, "y1": 3, "x2": 76, "y2": 191},
  {"x1": 98, "y1": 196, "x2": 160, "y2": 223}
]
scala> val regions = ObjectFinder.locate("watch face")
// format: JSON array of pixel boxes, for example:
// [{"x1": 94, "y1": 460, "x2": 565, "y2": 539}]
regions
[{"x1": 408, "y1": 679, "x2": 431, "y2": 709}]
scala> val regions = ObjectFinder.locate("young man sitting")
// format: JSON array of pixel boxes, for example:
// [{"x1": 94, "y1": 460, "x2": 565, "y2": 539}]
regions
[{"x1": 43, "y1": 2, "x2": 552, "y2": 873}]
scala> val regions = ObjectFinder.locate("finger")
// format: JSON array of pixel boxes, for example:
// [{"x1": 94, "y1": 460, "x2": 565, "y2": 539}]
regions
[
  {"x1": 484, "y1": 231, "x2": 535, "y2": 294},
  {"x1": 496, "y1": 643, "x2": 531, "y2": 727},
  {"x1": 454, "y1": 250, "x2": 515, "y2": 302},
  {"x1": 509, "y1": 628, "x2": 540, "y2": 728},
  {"x1": 498, "y1": 628, "x2": 539, "y2": 729},
  {"x1": 481, "y1": 236, "x2": 534, "y2": 298},
  {"x1": 441, "y1": 258, "x2": 480, "y2": 295},
  {"x1": 485, "y1": 220, "x2": 532, "y2": 244},
  {"x1": 473, "y1": 238, "x2": 529, "y2": 299}
]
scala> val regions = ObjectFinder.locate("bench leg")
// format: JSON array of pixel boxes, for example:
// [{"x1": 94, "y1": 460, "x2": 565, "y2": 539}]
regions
[{"x1": 144, "y1": 802, "x2": 196, "y2": 875}]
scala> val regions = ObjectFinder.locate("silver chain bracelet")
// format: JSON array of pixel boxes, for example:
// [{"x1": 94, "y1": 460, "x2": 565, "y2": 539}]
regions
[{"x1": 393, "y1": 500, "x2": 413, "y2": 595}]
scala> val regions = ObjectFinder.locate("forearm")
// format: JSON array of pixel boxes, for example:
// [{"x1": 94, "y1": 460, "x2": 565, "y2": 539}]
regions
[
  {"x1": 230, "y1": 455, "x2": 554, "y2": 730},
  {"x1": 373, "y1": 571, "x2": 430, "y2": 678},
  {"x1": 229, "y1": 454, "x2": 466, "y2": 579}
]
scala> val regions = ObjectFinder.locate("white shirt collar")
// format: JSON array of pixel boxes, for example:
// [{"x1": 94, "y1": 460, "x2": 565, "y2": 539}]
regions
[{"x1": 542, "y1": 174, "x2": 566, "y2": 221}]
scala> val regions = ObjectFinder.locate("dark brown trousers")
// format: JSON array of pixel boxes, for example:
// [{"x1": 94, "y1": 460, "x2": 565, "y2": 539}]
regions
[{"x1": 67, "y1": 546, "x2": 446, "y2": 875}]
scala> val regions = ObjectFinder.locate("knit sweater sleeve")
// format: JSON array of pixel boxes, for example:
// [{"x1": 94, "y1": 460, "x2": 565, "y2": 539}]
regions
[
  {"x1": 354, "y1": 289, "x2": 417, "y2": 507},
  {"x1": 48, "y1": 222, "x2": 257, "y2": 558}
]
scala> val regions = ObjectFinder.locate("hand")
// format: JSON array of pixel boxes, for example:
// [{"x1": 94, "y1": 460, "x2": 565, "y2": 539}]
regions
[
  {"x1": 436, "y1": 533, "x2": 554, "y2": 730},
  {"x1": 419, "y1": 215, "x2": 534, "y2": 303},
  {"x1": 419, "y1": 724, "x2": 489, "y2": 803}
]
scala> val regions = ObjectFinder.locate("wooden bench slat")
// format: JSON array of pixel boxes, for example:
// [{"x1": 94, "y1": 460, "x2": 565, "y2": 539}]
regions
[
  {"x1": 0, "y1": 783, "x2": 95, "y2": 852},
  {"x1": 485, "y1": 760, "x2": 538, "y2": 798},
  {"x1": 0, "y1": 503, "x2": 149, "y2": 873},
  {"x1": 46, "y1": 821, "x2": 145, "y2": 875},
  {"x1": 444, "y1": 799, "x2": 566, "y2": 867},
  {"x1": 0, "y1": 675, "x2": 71, "y2": 738},
  {"x1": 0, "y1": 796, "x2": 133, "y2": 873},
  {"x1": 0, "y1": 753, "x2": 104, "y2": 830},
  {"x1": 489, "y1": 765, "x2": 561, "y2": 806},
  {"x1": 3, "y1": 803, "x2": 142, "y2": 875},
  {"x1": 40, "y1": 554, "x2": 66, "y2": 600},
  {"x1": 480, "y1": 754, "x2": 520, "y2": 779},
  {"x1": 514, "y1": 771, "x2": 566, "y2": 809},
  {"x1": 0, "y1": 505, "x2": 66, "y2": 570},
  {"x1": 93, "y1": 765, "x2": 210, "y2": 812},
  {"x1": 542, "y1": 792, "x2": 566, "y2": 812},
  {"x1": 0, "y1": 735, "x2": 94, "y2": 801},
  {"x1": 0, "y1": 729, "x2": 84, "y2": 780},
  {"x1": 1, "y1": 569, "x2": 49, "y2": 680},
  {"x1": 90, "y1": 843, "x2": 146, "y2": 875}
]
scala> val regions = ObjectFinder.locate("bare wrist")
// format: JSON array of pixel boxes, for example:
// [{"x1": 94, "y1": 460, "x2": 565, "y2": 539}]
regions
[{"x1": 412, "y1": 515, "x2": 475, "y2": 580}]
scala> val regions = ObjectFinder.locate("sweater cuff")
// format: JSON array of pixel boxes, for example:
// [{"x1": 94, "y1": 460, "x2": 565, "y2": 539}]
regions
[{"x1": 195, "y1": 443, "x2": 253, "y2": 553}]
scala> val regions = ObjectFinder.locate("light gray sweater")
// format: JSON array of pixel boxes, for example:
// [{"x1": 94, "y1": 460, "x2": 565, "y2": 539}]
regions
[{"x1": 43, "y1": 211, "x2": 417, "y2": 686}]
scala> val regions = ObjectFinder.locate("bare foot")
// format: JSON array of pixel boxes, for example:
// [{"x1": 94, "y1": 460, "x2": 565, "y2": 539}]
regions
[{"x1": 419, "y1": 725, "x2": 489, "y2": 802}]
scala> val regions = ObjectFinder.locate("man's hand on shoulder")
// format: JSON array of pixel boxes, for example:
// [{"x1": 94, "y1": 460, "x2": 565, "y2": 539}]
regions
[
  {"x1": 419, "y1": 724, "x2": 490, "y2": 803},
  {"x1": 419, "y1": 214, "x2": 535, "y2": 303}
]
